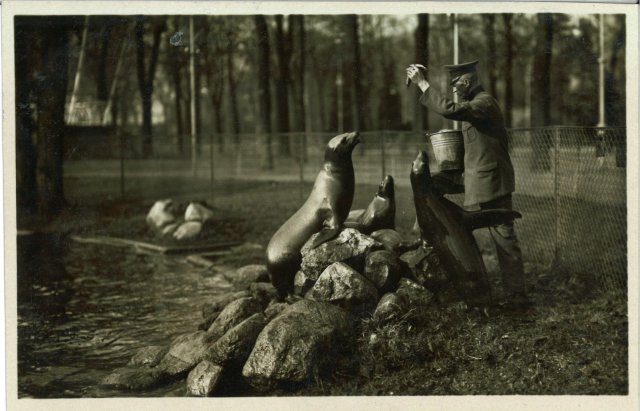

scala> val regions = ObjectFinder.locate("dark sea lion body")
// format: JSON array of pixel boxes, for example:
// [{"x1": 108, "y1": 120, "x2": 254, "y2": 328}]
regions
[
  {"x1": 266, "y1": 132, "x2": 360, "y2": 299},
  {"x1": 409, "y1": 151, "x2": 521, "y2": 308},
  {"x1": 345, "y1": 175, "x2": 396, "y2": 235}
]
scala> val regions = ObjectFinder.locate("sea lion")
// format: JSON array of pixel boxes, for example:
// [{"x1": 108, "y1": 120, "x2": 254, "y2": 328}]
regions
[
  {"x1": 266, "y1": 131, "x2": 360, "y2": 299},
  {"x1": 344, "y1": 174, "x2": 396, "y2": 235},
  {"x1": 410, "y1": 150, "x2": 521, "y2": 308}
]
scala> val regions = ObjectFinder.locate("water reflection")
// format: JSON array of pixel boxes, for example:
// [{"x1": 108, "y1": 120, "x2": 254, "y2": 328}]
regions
[{"x1": 17, "y1": 233, "x2": 224, "y2": 398}]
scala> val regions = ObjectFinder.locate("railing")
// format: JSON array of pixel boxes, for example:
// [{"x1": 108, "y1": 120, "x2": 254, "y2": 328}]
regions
[{"x1": 63, "y1": 127, "x2": 627, "y2": 291}]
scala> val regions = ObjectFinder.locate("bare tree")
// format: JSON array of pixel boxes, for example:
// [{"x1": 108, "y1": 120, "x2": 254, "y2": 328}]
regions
[
  {"x1": 502, "y1": 14, "x2": 514, "y2": 128},
  {"x1": 135, "y1": 15, "x2": 166, "y2": 157},
  {"x1": 530, "y1": 13, "x2": 554, "y2": 171},
  {"x1": 290, "y1": 15, "x2": 307, "y2": 159},
  {"x1": 346, "y1": 14, "x2": 364, "y2": 131},
  {"x1": 254, "y1": 15, "x2": 273, "y2": 169},
  {"x1": 483, "y1": 14, "x2": 498, "y2": 98},
  {"x1": 275, "y1": 15, "x2": 293, "y2": 155}
]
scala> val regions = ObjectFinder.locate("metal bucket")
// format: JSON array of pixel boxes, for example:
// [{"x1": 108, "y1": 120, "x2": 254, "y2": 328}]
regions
[{"x1": 428, "y1": 129, "x2": 464, "y2": 171}]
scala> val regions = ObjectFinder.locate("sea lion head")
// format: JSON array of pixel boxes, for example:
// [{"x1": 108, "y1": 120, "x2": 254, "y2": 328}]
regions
[
  {"x1": 410, "y1": 151, "x2": 432, "y2": 193},
  {"x1": 325, "y1": 131, "x2": 360, "y2": 162},
  {"x1": 377, "y1": 174, "x2": 395, "y2": 199}
]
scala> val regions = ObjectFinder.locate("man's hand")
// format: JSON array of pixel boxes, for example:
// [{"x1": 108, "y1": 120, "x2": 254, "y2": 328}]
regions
[{"x1": 406, "y1": 64, "x2": 429, "y2": 92}]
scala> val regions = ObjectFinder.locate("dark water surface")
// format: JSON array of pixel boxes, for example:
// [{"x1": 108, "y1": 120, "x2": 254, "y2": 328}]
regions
[{"x1": 17, "y1": 233, "x2": 230, "y2": 398}]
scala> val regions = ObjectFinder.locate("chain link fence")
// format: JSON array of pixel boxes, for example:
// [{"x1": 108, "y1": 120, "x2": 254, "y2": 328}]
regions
[{"x1": 63, "y1": 126, "x2": 627, "y2": 291}]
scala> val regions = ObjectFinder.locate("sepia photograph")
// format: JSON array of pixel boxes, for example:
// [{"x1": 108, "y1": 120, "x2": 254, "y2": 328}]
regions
[{"x1": 3, "y1": 1, "x2": 638, "y2": 409}]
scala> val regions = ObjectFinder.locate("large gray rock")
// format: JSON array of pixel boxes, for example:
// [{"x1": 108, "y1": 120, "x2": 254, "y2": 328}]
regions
[
  {"x1": 157, "y1": 331, "x2": 216, "y2": 377},
  {"x1": 161, "y1": 221, "x2": 182, "y2": 237},
  {"x1": 264, "y1": 302, "x2": 288, "y2": 321},
  {"x1": 396, "y1": 277, "x2": 435, "y2": 307},
  {"x1": 373, "y1": 292, "x2": 408, "y2": 323},
  {"x1": 399, "y1": 246, "x2": 449, "y2": 293},
  {"x1": 306, "y1": 262, "x2": 379, "y2": 314},
  {"x1": 173, "y1": 221, "x2": 203, "y2": 241},
  {"x1": 300, "y1": 228, "x2": 383, "y2": 279},
  {"x1": 206, "y1": 313, "x2": 266, "y2": 367},
  {"x1": 370, "y1": 229, "x2": 405, "y2": 254},
  {"x1": 186, "y1": 360, "x2": 224, "y2": 396},
  {"x1": 249, "y1": 282, "x2": 279, "y2": 309},
  {"x1": 202, "y1": 291, "x2": 251, "y2": 318},
  {"x1": 185, "y1": 202, "x2": 215, "y2": 222},
  {"x1": 224, "y1": 264, "x2": 270, "y2": 289},
  {"x1": 207, "y1": 297, "x2": 262, "y2": 339},
  {"x1": 102, "y1": 366, "x2": 166, "y2": 391},
  {"x1": 364, "y1": 250, "x2": 401, "y2": 294},
  {"x1": 129, "y1": 345, "x2": 168, "y2": 367},
  {"x1": 242, "y1": 299, "x2": 352, "y2": 390},
  {"x1": 146, "y1": 199, "x2": 177, "y2": 230},
  {"x1": 293, "y1": 270, "x2": 316, "y2": 296},
  {"x1": 198, "y1": 309, "x2": 222, "y2": 331}
]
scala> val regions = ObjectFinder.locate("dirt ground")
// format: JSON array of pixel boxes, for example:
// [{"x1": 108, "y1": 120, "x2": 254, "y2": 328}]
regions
[{"x1": 28, "y1": 176, "x2": 629, "y2": 396}]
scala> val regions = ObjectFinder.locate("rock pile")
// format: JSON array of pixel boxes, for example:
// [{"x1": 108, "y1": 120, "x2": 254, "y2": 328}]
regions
[
  {"x1": 146, "y1": 200, "x2": 216, "y2": 241},
  {"x1": 102, "y1": 228, "x2": 446, "y2": 396}
]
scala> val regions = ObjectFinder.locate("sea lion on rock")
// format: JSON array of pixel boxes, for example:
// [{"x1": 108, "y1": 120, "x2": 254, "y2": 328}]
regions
[
  {"x1": 266, "y1": 131, "x2": 360, "y2": 299},
  {"x1": 345, "y1": 175, "x2": 396, "y2": 235},
  {"x1": 410, "y1": 150, "x2": 521, "y2": 308}
]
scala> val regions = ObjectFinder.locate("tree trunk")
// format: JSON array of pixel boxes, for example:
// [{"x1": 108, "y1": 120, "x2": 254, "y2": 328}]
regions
[
  {"x1": 254, "y1": 15, "x2": 273, "y2": 169},
  {"x1": 170, "y1": 42, "x2": 185, "y2": 153},
  {"x1": 290, "y1": 15, "x2": 306, "y2": 160},
  {"x1": 275, "y1": 15, "x2": 292, "y2": 156},
  {"x1": 414, "y1": 13, "x2": 429, "y2": 132},
  {"x1": 15, "y1": 19, "x2": 38, "y2": 219},
  {"x1": 502, "y1": 14, "x2": 514, "y2": 128},
  {"x1": 346, "y1": 15, "x2": 364, "y2": 131},
  {"x1": 35, "y1": 19, "x2": 72, "y2": 219},
  {"x1": 483, "y1": 15, "x2": 498, "y2": 98},
  {"x1": 97, "y1": 25, "x2": 111, "y2": 101},
  {"x1": 135, "y1": 16, "x2": 166, "y2": 157},
  {"x1": 530, "y1": 13, "x2": 554, "y2": 171},
  {"x1": 226, "y1": 38, "x2": 241, "y2": 139}
]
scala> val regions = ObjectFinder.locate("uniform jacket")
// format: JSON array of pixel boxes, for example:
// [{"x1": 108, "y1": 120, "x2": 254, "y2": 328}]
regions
[{"x1": 420, "y1": 85, "x2": 515, "y2": 206}]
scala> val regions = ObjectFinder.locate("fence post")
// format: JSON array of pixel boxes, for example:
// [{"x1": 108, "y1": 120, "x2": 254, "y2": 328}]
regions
[
  {"x1": 380, "y1": 131, "x2": 386, "y2": 180},
  {"x1": 553, "y1": 127, "x2": 560, "y2": 266}
]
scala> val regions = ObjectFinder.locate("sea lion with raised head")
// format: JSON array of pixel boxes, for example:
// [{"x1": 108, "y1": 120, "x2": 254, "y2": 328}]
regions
[
  {"x1": 410, "y1": 150, "x2": 521, "y2": 308},
  {"x1": 266, "y1": 131, "x2": 360, "y2": 299},
  {"x1": 345, "y1": 174, "x2": 396, "y2": 235}
]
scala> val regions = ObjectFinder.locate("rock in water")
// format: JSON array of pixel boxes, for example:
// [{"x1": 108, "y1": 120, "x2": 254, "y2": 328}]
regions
[
  {"x1": 300, "y1": 228, "x2": 383, "y2": 279},
  {"x1": 306, "y1": 262, "x2": 379, "y2": 314},
  {"x1": 364, "y1": 250, "x2": 401, "y2": 294},
  {"x1": 206, "y1": 313, "x2": 266, "y2": 367},
  {"x1": 373, "y1": 293, "x2": 408, "y2": 323},
  {"x1": 186, "y1": 360, "x2": 224, "y2": 396},
  {"x1": 224, "y1": 265, "x2": 270, "y2": 289},
  {"x1": 158, "y1": 331, "x2": 217, "y2": 377},
  {"x1": 207, "y1": 297, "x2": 262, "y2": 339},
  {"x1": 129, "y1": 346, "x2": 168, "y2": 367},
  {"x1": 242, "y1": 300, "x2": 352, "y2": 390},
  {"x1": 185, "y1": 202, "x2": 215, "y2": 222},
  {"x1": 146, "y1": 199, "x2": 177, "y2": 230},
  {"x1": 102, "y1": 367, "x2": 166, "y2": 391},
  {"x1": 161, "y1": 221, "x2": 182, "y2": 237},
  {"x1": 173, "y1": 221, "x2": 203, "y2": 241}
]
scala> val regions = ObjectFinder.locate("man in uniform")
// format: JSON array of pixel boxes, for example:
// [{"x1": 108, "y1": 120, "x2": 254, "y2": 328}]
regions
[{"x1": 406, "y1": 60, "x2": 531, "y2": 310}]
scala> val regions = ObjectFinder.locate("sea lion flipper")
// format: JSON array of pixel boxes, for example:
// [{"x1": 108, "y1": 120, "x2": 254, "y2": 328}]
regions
[
  {"x1": 309, "y1": 226, "x2": 341, "y2": 249},
  {"x1": 463, "y1": 209, "x2": 522, "y2": 230}
]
